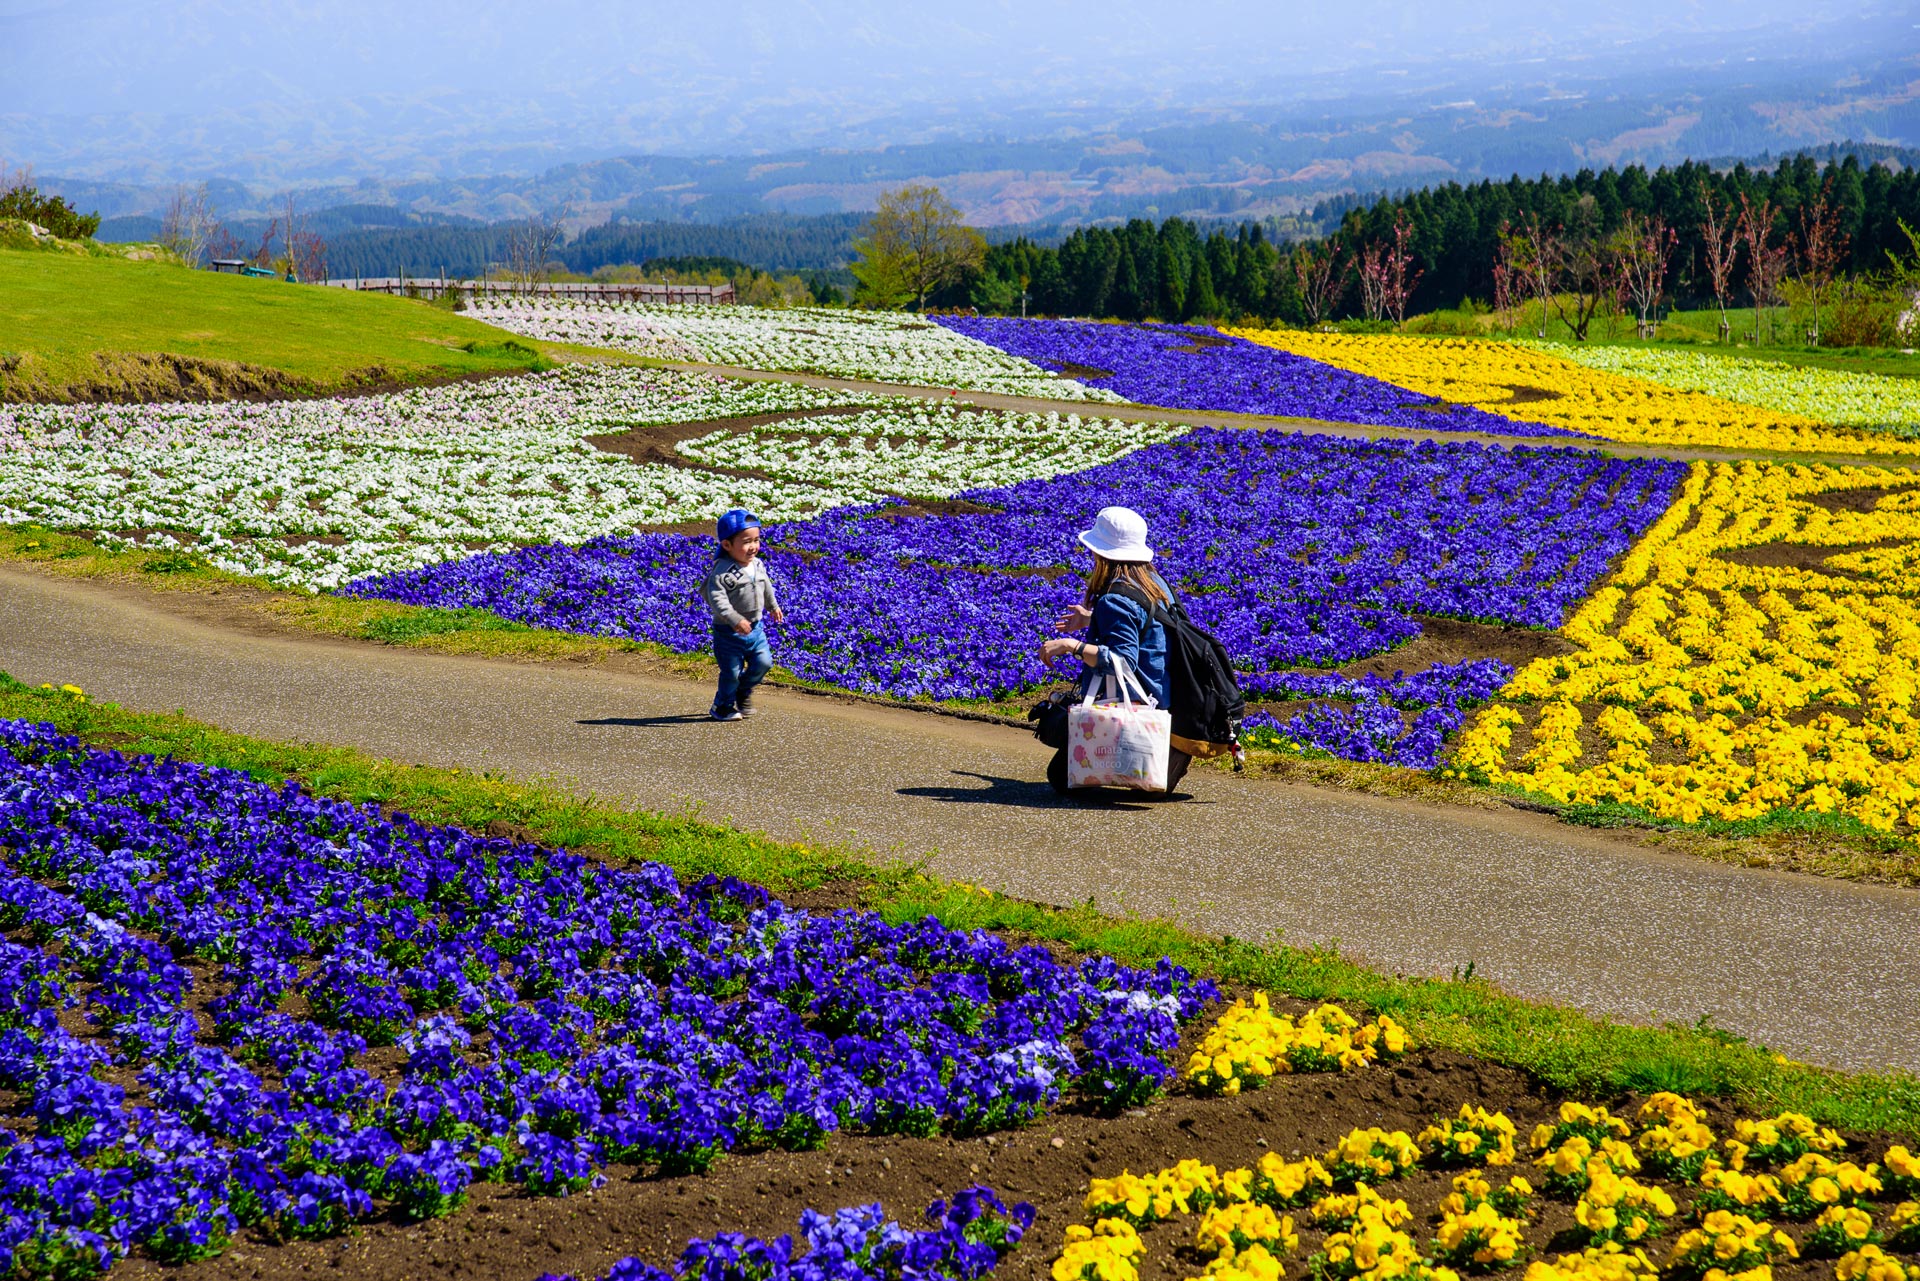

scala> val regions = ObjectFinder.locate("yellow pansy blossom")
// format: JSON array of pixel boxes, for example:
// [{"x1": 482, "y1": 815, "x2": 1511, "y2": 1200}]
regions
[
  {"x1": 1835, "y1": 1246, "x2": 1915, "y2": 1281},
  {"x1": 1194, "y1": 1202, "x2": 1298, "y2": 1260},
  {"x1": 1523, "y1": 1245, "x2": 1659, "y2": 1281},
  {"x1": 1055, "y1": 1219, "x2": 1145, "y2": 1281}
]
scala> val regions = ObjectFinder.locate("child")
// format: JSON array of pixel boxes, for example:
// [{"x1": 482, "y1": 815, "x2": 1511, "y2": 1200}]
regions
[{"x1": 700, "y1": 508, "x2": 785, "y2": 721}]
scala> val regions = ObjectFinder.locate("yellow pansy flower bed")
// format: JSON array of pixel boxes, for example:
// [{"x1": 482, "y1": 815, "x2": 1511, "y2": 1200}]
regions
[
  {"x1": 1055, "y1": 1104, "x2": 1920, "y2": 1281},
  {"x1": 1451, "y1": 462, "x2": 1920, "y2": 832},
  {"x1": 1225, "y1": 329, "x2": 1906, "y2": 455}
]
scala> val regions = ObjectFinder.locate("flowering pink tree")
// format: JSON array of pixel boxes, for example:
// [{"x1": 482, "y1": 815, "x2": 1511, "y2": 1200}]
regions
[
  {"x1": 1355, "y1": 239, "x2": 1389, "y2": 322},
  {"x1": 1380, "y1": 210, "x2": 1424, "y2": 325}
]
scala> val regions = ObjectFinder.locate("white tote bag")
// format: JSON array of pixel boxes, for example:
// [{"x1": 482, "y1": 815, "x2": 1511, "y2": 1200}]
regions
[{"x1": 1066, "y1": 655, "x2": 1172, "y2": 791}]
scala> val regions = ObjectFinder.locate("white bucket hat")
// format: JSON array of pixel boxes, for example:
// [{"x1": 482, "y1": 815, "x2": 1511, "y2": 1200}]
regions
[{"x1": 1078, "y1": 506, "x2": 1154, "y2": 563}]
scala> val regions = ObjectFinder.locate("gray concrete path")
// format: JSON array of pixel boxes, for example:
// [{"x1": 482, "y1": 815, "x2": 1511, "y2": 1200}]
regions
[{"x1": 5, "y1": 565, "x2": 1916, "y2": 1073}]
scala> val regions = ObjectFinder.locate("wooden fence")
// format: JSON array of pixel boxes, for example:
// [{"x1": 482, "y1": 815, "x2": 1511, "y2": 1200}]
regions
[{"x1": 320, "y1": 278, "x2": 734, "y2": 305}]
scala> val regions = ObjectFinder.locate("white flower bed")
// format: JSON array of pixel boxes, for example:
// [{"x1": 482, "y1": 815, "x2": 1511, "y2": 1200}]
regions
[
  {"x1": 469, "y1": 300, "x2": 1125, "y2": 402},
  {"x1": 1, "y1": 366, "x2": 1188, "y2": 592},
  {"x1": 0, "y1": 368, "x2": 856, "y2": 591},
  {"x1": 1522, "y1": 341, "x2": 1920, "y2": 433},
  {"x1": 679, "y1": 405, "x2": 1185, "y2": 500}
]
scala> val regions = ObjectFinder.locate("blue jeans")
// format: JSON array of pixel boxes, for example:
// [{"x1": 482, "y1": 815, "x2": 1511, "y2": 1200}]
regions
[{"x1": 712, "y1": 621, "x2": 773, "y2": 710}]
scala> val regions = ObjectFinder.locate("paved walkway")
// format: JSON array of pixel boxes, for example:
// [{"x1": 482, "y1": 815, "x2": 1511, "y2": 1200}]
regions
[{"x1": 4, "y1": 566, "x2": 1917, "y2": 1073}]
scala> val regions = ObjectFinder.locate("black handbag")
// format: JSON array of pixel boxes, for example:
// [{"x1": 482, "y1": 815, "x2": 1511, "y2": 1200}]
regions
[{"x1": 1027, "y1": 689, "x2": 1075, "y2": 749}]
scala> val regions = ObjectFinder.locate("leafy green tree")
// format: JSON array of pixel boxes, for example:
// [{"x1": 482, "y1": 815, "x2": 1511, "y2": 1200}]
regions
[
  {"x1": 1186, "y1": 254, "x2": 1219, "y2": 320},
  {"x1": 1111, "y1": 246, "x2": 1144, "y2": 320},
  {"x1": 849, "y1": 184, "x2": 984, "y2": 311},
  {"x1": 1156, "y1": 241, "x2": 1186, "y2": 320}
]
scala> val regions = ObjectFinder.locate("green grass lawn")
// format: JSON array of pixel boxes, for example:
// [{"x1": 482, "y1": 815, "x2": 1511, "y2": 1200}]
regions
[{"x1": 0, "y1": 247, "x2": 557, "y2": 399}]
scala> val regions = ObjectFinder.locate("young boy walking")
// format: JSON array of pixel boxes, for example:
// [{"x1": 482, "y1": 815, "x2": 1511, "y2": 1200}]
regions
[{"x1": 701, "y1": 508, "x2": 784, "y2": 721}]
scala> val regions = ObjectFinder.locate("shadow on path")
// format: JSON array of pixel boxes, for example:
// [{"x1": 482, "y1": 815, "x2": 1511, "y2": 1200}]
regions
[
  {"x1": 900, "y1": 769, "x2": 1206, "y2": 811},
  {"x1": 579, "y1": 714, "x2": 716, "y2": 728}
]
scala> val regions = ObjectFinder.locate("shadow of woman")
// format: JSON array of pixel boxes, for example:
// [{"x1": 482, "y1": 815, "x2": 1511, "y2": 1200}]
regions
[{"x1": 898, "y1": 770, "x2": 1175, "y2": 811}]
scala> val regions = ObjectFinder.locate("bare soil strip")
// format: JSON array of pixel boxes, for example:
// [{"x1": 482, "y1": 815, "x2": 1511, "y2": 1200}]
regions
[
  {"x1": 586, "y1": 406, "x2": 869, "y2": 472},
  {"x1": 109, "y1": 1034, "x2": 1909, "y2": 1281}
]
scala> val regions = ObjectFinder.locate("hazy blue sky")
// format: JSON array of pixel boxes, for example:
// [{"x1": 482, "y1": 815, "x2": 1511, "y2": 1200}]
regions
[
  {"x1": 1, "y1": 0, "x2": 1905, "y2": 184},
  {"x1": 3, "y1": 0, "x2": 1874, "y2": 115}
]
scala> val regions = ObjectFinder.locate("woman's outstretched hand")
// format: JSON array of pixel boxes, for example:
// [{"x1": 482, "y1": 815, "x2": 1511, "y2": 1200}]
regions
[
  {"x1": 1038, "y1": 637, "x2": 1079, "y2": 665},
  {"x1": 1052, "y1": 604, "x2": 1092, "y2": 633},
  {"x1": 1039, "y1": 637, "x2": 1099, "y2": 667}
]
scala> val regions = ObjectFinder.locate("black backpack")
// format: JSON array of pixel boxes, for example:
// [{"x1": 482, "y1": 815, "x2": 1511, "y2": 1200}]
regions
[{"x1": 1104, "y1": 582, "x2": 1247, "y2": 762}]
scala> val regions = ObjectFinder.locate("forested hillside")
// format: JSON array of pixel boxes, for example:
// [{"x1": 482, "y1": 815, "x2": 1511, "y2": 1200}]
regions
[{"x1": 957, "y1": 153, "x2": 1920, "y2": 323}]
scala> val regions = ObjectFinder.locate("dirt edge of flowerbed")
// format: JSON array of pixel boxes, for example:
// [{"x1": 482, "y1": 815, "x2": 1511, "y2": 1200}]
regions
[{"x1": 0, "y1": 350, "x2": 548, "y2": 406}]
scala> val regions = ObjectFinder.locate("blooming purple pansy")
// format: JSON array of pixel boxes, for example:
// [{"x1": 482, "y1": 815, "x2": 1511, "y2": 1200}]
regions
[
  {"x1": 0, "y1": 720, "x2": 1209, "y2": 1273},
  {"x1": 928, "y1": 316, "x2": 1588, "y2": 439}
]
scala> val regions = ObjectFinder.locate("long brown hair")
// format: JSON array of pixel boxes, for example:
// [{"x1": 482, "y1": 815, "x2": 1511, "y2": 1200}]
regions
[{"x1": 1084, "y1": 555, "x2": 1171, "y2": 609}]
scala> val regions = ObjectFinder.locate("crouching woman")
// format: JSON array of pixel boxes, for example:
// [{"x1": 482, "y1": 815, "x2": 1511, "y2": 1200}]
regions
[{"x1": 1036, "y1": 506, "x2": 1192, "y2": 797}]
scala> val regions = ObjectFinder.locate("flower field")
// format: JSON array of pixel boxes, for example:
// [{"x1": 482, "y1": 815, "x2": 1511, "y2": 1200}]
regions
[
  {"x1": 930, "y1": 317, "x2": 1584, "y2": 440},
  {"x1": 470, "y1": 302, "x2": 1123, "y2": 402},
  {"x1": 1053, "y1": 1096, "x2": 1920, "y2": 1281},
  {"x1": 1, "y1": 695, "x2": 1913, "y2": 1281},
  {"x1": 0, "y1": 370, "x2": 1178, "y2": 591},
  {"x1": 0, "y1": 367, "x2": 865, "y2": 590},
  {"x1": 0, "y1": 717, "x2": 1220, "y2": 1274},
  {"x1": 348, "y1": 430, "x2": 1686, "y2": 766},
  {"x1": 1515, "y1": 345, "x2": 1920, "y2": 439},
  {"x1": 1451, "y1": 463, "x2": 1920, "y2": 831},
  {"x1": 1227, "y1": 331, "x2": 1906, "y2": 456}
]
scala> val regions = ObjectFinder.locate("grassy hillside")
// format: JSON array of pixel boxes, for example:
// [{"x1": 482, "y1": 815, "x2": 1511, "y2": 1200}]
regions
[{"x1": 0, "y1": 245, "x2": 559, "y2": 401}]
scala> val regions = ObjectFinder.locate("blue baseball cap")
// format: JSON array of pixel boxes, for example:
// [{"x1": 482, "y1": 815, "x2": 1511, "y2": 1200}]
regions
[{"x1": 716, "y1": 508, "x2": 760, "y2": 542}]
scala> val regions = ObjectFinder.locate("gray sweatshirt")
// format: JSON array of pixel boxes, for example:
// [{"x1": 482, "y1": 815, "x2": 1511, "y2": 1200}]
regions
[{"x1": 700, "y1": 552, "x2": 781, "y2": 630}]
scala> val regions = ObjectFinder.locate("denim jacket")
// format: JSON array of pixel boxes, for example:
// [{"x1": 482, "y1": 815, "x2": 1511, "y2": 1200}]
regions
[{"x1": 1081, "y1": 574, "x2": 1173, "y2": 709}]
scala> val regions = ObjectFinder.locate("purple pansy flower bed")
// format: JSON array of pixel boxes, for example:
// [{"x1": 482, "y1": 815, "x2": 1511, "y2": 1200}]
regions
[
  {"x1": 347, "y1": 430, "x2": 1684, "y2": 765},
  {"x1": 0, "y1": 720, "x2": 1212, "y2": 1274},
  {"x1": 1238, "y1": 659, "x2": 1518, "y2": 769},
  {"x1": 931, "y1": 316, "x2": 1587, "y2": 439},
  {"x1": 538, "y1": 1187, "x2": 1034, "y2": 1281}
]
